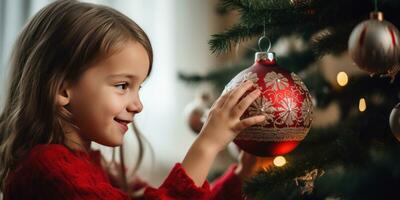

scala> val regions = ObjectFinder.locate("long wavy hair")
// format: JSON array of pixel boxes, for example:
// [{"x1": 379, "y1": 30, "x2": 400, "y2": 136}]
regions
[{"x1": 0, "y1": 0, "x2": 153, "y2": 190}]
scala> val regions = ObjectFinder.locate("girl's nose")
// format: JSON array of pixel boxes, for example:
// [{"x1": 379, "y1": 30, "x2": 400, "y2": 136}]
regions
[{"x1": 127, "y1": 97, "x2": 143, "y2": 114}]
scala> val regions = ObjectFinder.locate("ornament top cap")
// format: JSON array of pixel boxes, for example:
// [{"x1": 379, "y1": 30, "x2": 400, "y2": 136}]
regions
[
  {"x1": 255, "y1": 52, "x2": 276, "y2": 62},
  {"x1": 370, "y1": 11, "x2": 383, "y2": 21}
]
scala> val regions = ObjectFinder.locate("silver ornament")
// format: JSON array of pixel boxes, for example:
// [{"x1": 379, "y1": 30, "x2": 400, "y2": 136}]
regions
[
  {"x1": 389, "y1": 103, "x2": 400, "y2": 142},
  {"x1": 185, "y1": 93, "x2": 211, "y2": 134},
  {"x1": 348, "y1": 11, "x2": 400, "y2": 76}
]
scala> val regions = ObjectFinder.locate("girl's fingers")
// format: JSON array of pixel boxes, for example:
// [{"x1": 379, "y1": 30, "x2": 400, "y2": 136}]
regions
[
  {"x1": 233, "y1": 115, "x2": 266, "y2": 133},
  {"x1": 231, "y1": 89, "x2": 261, "y2": 118},
  {"x1": 212, "y1": 87, "x2": 234, "y2": 109},
  {"x1": 223, "y1": 81, "x2": 254, "y2": 109}
]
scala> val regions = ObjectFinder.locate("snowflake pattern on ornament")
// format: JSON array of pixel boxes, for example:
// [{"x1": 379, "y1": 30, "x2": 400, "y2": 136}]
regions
[
  {"x1": 242, "y1": 71, "x2": 259, "y2": 83},
  {"x1": 276, "y1": 97, "x2": 299, "y2": 126},
  {"x1": 264, "y1": 71, "x2": 289, "y2": 91},
  {"x1": 226, "y1": 69, "x2": 313, "y2": 130},
  {"x1": 291, "y1": 72, "x2": 309, "y2": 92},
  {"x1": 248, "y1": 96, "x2": 275, "y2": 126},
  {"x1": 241, "y1": 71, "x2": 261, "y2": 90},
  {"x1": 301, "y1": 96, "x2": 313, "y2": 126}
]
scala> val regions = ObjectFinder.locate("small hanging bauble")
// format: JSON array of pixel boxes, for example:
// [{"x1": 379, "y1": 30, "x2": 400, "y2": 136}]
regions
[
  {"x1": 185, "y1": 93, "x2": 211, "y2": 134},
  {"x1": 224, "y1": 52, "x2": 313, "y2": 157},
  {"x1": 348, "y1": 11, "x2": 400, "y2": 76},
  {"x1": 389, "y1": 103, "x2": 400, "y2": 142}
]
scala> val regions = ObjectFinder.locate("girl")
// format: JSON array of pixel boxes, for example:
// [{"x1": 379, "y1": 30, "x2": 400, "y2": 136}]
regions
[{"x1": 0, "y1": 0, "x2": 265, "y2": 199}]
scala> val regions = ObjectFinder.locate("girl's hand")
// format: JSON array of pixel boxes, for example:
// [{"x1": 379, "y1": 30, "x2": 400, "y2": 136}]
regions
[
  {"x1": 182, "y1": 80, "x2": 265, "y2": 186},
  {"x1": 234, "y1": 150, "x2": 273, "y2": 181},
  {"x1": 197, "y1": 80, "x2": 266, "y2": 153}
]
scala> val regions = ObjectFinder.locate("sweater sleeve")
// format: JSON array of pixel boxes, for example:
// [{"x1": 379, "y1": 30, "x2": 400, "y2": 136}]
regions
[
  {"x1": 144, "y1": 163, "x2": 211, "y2": 200},
  {"x1": 35, "y1": 179, "x2": 131, "y2": 200},
  {"x1": 4, "y1": 145, "x2": 131, "y2": 200},
  {"x1": 210, "y1": 164, "x2": 245, "y2": 200}
]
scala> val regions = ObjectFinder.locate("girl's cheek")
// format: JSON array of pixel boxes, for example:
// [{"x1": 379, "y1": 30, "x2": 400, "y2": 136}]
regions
[{"x1": 103, "y1": 94, "x2": 125, "y2": 115}]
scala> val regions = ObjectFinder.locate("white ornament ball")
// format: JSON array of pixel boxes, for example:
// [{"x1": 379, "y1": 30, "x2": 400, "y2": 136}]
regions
[{"x1": 348, "y1": 12, "x2": 400, "y2": 74}]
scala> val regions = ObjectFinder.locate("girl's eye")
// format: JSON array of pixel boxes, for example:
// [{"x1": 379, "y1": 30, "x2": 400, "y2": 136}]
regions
[{"x1": 115, "y1": 83, "x2": 129, "y2": 90}]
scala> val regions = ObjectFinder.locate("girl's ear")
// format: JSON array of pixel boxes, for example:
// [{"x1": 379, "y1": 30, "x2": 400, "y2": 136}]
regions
[{"x1": 57, "y1": 82, "x2": 72, "y2": 106}]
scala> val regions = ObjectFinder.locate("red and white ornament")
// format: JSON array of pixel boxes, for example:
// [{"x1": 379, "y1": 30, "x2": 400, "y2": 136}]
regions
[
  {"x1": 224, "y1": 52, "x2": 313, "y2": 157},
  {"x1": 348, "y1": 11, "x2": 400, "y2": 78}
]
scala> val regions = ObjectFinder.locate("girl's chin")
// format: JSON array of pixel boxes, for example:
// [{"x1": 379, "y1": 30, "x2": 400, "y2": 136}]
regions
[{"x1": 96, "y1": 138, "x2": 124, "y2": 147}]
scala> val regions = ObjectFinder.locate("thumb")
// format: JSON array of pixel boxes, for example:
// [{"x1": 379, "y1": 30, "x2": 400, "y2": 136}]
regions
[{"x1": 233, "y1": 115, "x2": 265, "y2": 133}]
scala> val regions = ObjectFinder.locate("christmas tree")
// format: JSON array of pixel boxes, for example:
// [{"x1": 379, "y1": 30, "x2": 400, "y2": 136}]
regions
[{"x1": 180, "y1": 0, "x2": 400, "y2": 199}]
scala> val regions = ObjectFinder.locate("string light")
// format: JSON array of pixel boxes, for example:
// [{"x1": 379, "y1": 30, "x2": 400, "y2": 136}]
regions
[
  {"x1": 273, "y1": 156, "x2": 287, "y2": 167},
  {"x1": 336, "y1": 71, "x2": 348, "y2": 87},
  {"x1": 359, "y1": 98, "x2": 367, "y2": 112}
]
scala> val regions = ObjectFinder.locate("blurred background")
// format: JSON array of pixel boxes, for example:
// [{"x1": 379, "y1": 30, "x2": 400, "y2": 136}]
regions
[{"x1": 2, "y1": 0, "x2": 400, "y2": 199}]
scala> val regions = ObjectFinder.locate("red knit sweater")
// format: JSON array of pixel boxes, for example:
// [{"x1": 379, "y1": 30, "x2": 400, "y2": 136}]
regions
[{"x1": 3, "y1": 144, "x2": 244, "y2": 200}]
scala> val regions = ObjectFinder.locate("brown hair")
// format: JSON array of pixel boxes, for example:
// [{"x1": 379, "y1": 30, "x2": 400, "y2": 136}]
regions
[{"x1": 0, "y1": 0, "x2": 152, "y2": 190}]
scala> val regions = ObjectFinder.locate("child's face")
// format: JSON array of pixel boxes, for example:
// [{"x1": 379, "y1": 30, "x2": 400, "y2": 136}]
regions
[{"x1": 66, "y1": 40, "x2": 150, "y2": 147}]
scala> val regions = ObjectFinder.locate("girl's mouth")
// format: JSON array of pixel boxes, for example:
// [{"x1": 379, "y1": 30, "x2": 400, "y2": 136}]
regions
[{"x1": 114, "y1": 118, "x2": 131, "y2": 132}]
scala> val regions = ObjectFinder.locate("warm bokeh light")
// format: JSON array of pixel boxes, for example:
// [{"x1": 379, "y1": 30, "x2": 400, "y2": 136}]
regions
[
  {"x1": 337, "y1": 71, "x2": 348, "y2": 87},
  {"x1": 359, "y1": 98, "x2": 367, "y2": 112},
  {"x1": 273, "y1": 156, "x2": 287, "y2": 167}
]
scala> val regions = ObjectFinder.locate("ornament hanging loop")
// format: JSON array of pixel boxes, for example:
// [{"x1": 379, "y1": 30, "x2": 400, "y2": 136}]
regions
[
  {"x1": 258, "y1": 35, "x2": 271, "y2": 52},
  {"x1": 258, "y1": 15, "x2": 271, "y2": 52}
]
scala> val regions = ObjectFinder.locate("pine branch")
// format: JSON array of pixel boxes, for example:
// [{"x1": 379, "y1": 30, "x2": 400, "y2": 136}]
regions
[
  {"x1": 209, "y1": 0, "x2": 388, "y2": 55},
  {"x1": 218, "y1": 0, "x2": 298, "y2": 11},
  {"x1": 310, "y1": 21, "x2": 359, "y2": 58},
  {"x1": 243, "y1": 119, "x2": 364, "y2": 199},
  {"x1": 210, "y1": 4, "x2": 317, "y2": 54},
  {"x1": 209, "y1": 23, "x2": 317, "y2": 55},
  {"x1": 209, "y1": 24, "x2": 257, "y2": 55},
  {"x1": 314, "y1": 146, "x2": 400, "y2": 200},
  {"x1": 217, "y1": 0, "x2": 247, "y2": 11}
]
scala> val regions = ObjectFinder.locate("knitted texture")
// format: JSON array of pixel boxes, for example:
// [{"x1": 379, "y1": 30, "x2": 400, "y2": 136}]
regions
[
  {"x1": 210, "y1": 165, "x2": 244, "y2": 200},
  {"x1": 4, "y1": 144, "x2": 244, "y2": 200}
]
